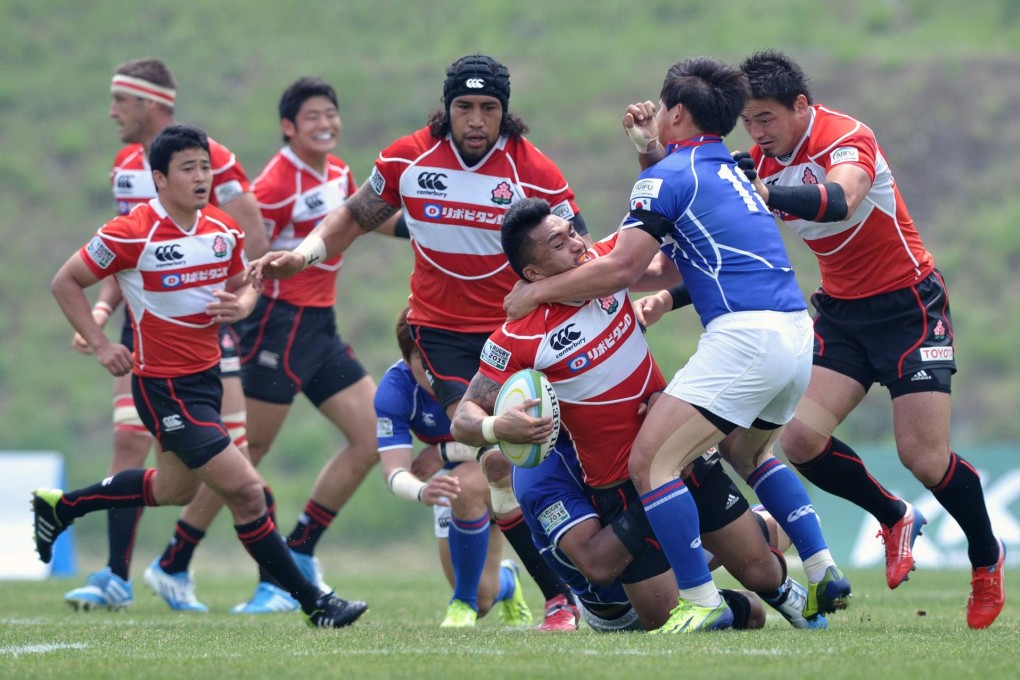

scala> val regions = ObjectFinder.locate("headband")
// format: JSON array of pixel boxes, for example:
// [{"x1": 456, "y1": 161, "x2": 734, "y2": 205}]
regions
[{"x1": 111, "y1": 74, "x2": 176, "y2": 108}]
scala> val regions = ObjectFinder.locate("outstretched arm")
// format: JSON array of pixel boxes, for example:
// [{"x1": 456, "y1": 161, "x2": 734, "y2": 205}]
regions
[
  {"x1": 379, "y1": 445, "x2": 461, "y2": 508},
  {"x1": 247, "y1": 183, "x2": 399, "y2": 283},
  {"x1": 503, "y1": 227, "x2": 662, "y2": 319}
]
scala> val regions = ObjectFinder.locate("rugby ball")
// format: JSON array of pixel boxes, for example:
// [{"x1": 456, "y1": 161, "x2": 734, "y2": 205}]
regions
[{"x1": 493, "y1": 369, "x2": 560, "y2": 468}]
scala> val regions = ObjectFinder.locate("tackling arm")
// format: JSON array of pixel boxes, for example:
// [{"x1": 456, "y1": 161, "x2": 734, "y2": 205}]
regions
[
  {"x1": 503, "y1": 227, "x2": 662, "y2": 319},
  {"x1": 751, "y1": 162, "x2": 871, "y2": 223},
  {"x1": 248, "y1": 183, "x2": 399, "y2": 282}
]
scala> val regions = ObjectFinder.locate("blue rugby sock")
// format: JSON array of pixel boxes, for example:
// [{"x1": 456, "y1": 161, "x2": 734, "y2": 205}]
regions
[
  {"x1": 747, "y1": 458, "x2": 827, "y2": 561},
  {"x1": 495, "y1": 561, "x2": 516, "y2": 602},
  {"x1": 449, "y1": 512, "x2": 490, "y2": 610},
  {"x1": 641, "y1": 479, "x2": 713, "y2": 591}
]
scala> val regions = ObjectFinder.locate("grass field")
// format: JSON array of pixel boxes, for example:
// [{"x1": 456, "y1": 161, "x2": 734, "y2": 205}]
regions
[{"x1": 1, "y1": 549, "x2": 1016, "y2": 680}]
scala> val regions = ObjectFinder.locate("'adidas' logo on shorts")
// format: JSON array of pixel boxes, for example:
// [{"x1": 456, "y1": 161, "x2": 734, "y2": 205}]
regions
[{"x1": 910, "y1": 370, "x2": 932, "y2": 381}]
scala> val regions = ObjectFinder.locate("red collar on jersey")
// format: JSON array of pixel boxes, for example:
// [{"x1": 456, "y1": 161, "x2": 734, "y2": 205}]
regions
[{"x1": 665, "y1": 135, "x2": 723, "y2": 153}]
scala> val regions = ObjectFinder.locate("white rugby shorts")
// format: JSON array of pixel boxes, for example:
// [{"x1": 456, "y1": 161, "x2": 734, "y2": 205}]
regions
[{"x1": 665, "y1": 310, "x2": 812, "y2": 428}]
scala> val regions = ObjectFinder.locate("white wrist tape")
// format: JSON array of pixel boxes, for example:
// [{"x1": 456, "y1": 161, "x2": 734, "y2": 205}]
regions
[
  {"x1": 626, "y1": 125, "x2": 658, "y2": 154},
  {"x1": 440, "y1": 441, "x2": 478, "y2": 463},
  {"x1": 92, "y1": 301, "x2": 113, "y2": 325},
  {"x1": 481, "y1": 416, "x2": 499, "y2": 444},
  {"x1": 387, "y1": 467, "x2": 427, "y2": 503},
  {"x1": 293, "y1": 234, "x2": 327, "y2": 269}
]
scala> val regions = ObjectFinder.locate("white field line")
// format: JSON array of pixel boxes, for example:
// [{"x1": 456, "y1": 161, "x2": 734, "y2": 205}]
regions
[{"x1": 0, "y1": 642, "x2": 88, "y2": 656}]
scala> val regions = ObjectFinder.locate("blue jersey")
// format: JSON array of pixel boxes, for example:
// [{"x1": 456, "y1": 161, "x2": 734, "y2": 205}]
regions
[
  {"x1": 374, "y1": 361, "x2": 453, "y2": 451},
  {"x1": 623, "y1": 135, "x2": 806, "y2": 326},
  {"x1": 512, "y1": 442, "x2": 630, "y2": 611}
]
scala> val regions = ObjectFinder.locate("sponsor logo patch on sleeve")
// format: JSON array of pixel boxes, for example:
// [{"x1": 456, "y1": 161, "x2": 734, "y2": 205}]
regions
[
  {"x1": 214, "y1": 180, "x2": 244, "y2": 205},
  {"x1": 480, "y1": 339, "x2": 511, "y2": 371},
  {"x1": 829, "y1": 147, "x2": 860, "y2": 165},
  {"x1": 86, "y1": 236, "x2": 116, "y2": 269},
  {"x1": 629, "y1": 177, "x2": 663, "y2": 212},
  {"x1": 538, "y1": 500, "x2": 570, "y2": 535},
  {"x1": 369, "y1": 167, "x2": 386, "y2": 196},
  {"x1": 376, "y1": 417, "x2": 394, "y2": 438},
  {"x1": 550, "y1": 200, "x2": 575, "y2": 221}
]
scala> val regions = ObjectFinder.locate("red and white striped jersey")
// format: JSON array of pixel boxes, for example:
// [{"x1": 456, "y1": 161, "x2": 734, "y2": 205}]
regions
[
  {"x1": 369, "y1": 127, "x2": 580, "y2": 333},
  {"x1": 110, "y1": 138, "x2": 251, "y2": 216},
  {"x1": 751, "y1": 105, "x2": 933, "y2": 298},
  {"x1": 79, "y1": 199, "x2": 247, "y2": 378},
  {"x1": 477, "y1": 237, "x2": 665, "y2": 487},
  {"x1": 252, "y1": 146, "x2": 357, "y2": 307}
]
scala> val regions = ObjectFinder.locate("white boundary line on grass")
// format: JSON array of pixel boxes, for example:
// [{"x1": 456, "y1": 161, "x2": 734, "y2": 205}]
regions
[{"x1": 0, "y1": 643, "x2": 88, "y2": 656}]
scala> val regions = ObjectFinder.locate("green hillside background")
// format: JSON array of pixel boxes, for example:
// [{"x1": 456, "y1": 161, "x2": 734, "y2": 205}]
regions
[{"x1": 3, "y1": 0, "x2": 1020, "y2": 560}]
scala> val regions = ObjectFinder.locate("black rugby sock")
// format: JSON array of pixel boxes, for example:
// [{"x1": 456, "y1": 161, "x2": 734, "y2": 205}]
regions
[
  {"x1": 235, "y1": 513, "x2": 321, "y2": 610},
  {"x1": 58, "y1": 468, "x2": 157, "y2": 524},
  {"x1": 159, "y1": 519, "x2": 206, "y2": 575},
  {"x1": 286, "y1": 498, "x2": 337, "y2": 556},
  {"x1": 929, "y1": 452, "x2": 999, "y2": 567},
  {"x1": 258, "y1": 486, "x2": 286, "y2": 585},
  {"x1": 107, "y1": 507, "x2": 143, "y2": 580},
  {"x1": 793, "y1": 437, "x2": 906, "y2": 527},
  {"x1": 497, "y1": 514, "x2": 571, "y2": 601}
]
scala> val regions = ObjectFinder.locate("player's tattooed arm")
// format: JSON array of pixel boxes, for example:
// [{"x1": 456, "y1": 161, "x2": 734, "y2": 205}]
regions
[
  {"x1": 346, "y1": 185, "x2": 399, "y2": 232},
  {"x1": 464, "y1": 373, "x2": 501, "y2": 414},
  {"x1": 450, "y1": 373, "x2": 501, "y2": 446}
]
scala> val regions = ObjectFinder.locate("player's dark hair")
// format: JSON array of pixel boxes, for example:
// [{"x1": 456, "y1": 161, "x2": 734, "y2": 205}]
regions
[
  {"x1": 740, "y1": 49, "x2": 813, "y2": 108},
  {"x1": 395, "y1": 306, "x2": 415, "y2": 362},
  {"x1": 279, "y1": 76, "x2": 339, "y2": 144},
  {"x1": 501, "y1": 197, "x2": 552, "y2": 281},
  {"x1": 659, "y1": 56, "x2": 750, "y2": 137},
  {"x1": 149, "y1": 124, "x2": 210, "y2": 177},
  {"x1": 114, "y1": 57, "x2": 177, "y2": 105}
]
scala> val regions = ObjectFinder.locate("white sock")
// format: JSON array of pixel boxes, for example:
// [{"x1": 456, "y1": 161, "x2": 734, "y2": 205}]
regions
[
  {"x1": 679, "y1": 582, "x2": 722, "y2": 608},
  {"x1": 803, "y1": 550, "x2": 836, "y2": 583}
]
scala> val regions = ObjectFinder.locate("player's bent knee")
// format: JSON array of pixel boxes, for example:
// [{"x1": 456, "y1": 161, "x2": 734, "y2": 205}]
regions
[
  {"x1": 217, "y1": 480, "x2": 268, "y2": 519},
  {"x1": 154, "y1": 482, "x2": 200, "y2": 507},
  {"x1": 783, "y1": 399, "x2": 838, "y2": 459}
]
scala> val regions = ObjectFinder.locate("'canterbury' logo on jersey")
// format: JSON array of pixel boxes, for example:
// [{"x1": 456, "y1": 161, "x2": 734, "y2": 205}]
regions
[
  {"x1": 116, "y1": 175, "x2": 134, "y2": 189},
  {"x1": 304, "y1": 193, "x2": 325, "y2": 211},
  {"x1": 155, "y1": 244, "x2": 184, "y2": 262},
  {"x1": 417, "y1": 172, "x2": 448, "y2": 192},
  {"x1": 549, "y1": 324, "x2": 583, "y2": 351}
]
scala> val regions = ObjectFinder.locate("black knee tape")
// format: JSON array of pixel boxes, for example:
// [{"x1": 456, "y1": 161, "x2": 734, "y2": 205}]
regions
[
  {"x1": 720, "y1": 589, "x2": 752, "y2": 630},
  {"x1": 610, "y1": 501, "x2": 656, "y2": 558}
]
